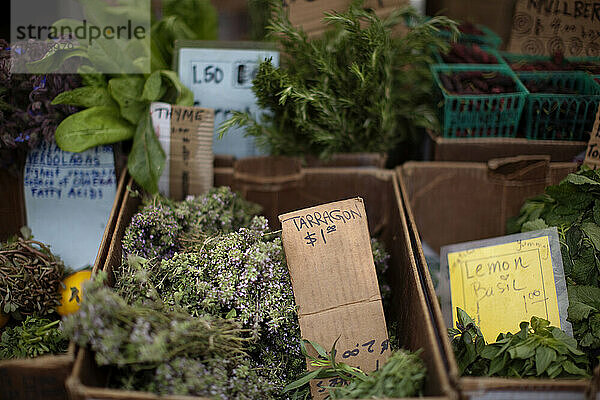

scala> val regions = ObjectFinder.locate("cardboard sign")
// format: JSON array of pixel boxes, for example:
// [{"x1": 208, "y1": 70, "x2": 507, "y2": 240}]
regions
[
  {"x1": 279, "y1": 198, "x2": 390, "y2": 399},
  {"x1": 285, "y1": 0, "x2": 407, "y2": 37},
  {"x1": 441, "y1": 228, "x2": 571, "y2": 341},
  {"x1": 585, "y1": 105, "x2": 600, "y2": 169},
  {"x1": 150, "y1": 103, "x2": 214, "y2": 199},
  {"x1": 23, "y1": 142, "x2": 117, "y2": 269},
  {"x1": 176, "y1": 42, "x2": 279, "y2": 159},
  {"x1": 507, "y1": 0, "x2": 600, "y2": 56}
]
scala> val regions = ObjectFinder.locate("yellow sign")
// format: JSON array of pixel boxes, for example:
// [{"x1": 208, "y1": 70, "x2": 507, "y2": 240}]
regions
[{"x1": 448, "y1": 235, "x2": 561, "y2": 341}]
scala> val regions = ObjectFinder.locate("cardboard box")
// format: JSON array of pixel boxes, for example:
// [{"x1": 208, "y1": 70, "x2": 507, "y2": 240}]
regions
[
  {"x1": 425, "y1": 130, "x2": 587, "y2": 163},
  {"x1": 66, "y1": 160, "x2": 456, "y2": 400},
  {"x1": 0, "y1": 170, "x2": 127, "y2": 400},
  {"x1": 425, "y1": 0, "x2": 517, "y2": 49},
  {"x1": 396, "y1": 158, "x2": 595, "y2": 399}
]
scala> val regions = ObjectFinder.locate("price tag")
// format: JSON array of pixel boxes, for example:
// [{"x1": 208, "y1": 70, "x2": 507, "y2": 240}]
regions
[
  {"x1": 441, "y1": 228, "x2": 572, "y2": 340},
  {"x1": 176, "y1": 42, "x2": 279, "y2": 158},
  {"x1": 507, "y1": 0, "x2": 600, "y2": 56},
  {"x1": 279, "y1": 198, "x2": 390, "y2": 400},
  {"x1": 150, "y1": 102, "x2": 214, "y2": 199},
  {"x1": 23, "y1": 142, "x2": 117, "y2": 269}
]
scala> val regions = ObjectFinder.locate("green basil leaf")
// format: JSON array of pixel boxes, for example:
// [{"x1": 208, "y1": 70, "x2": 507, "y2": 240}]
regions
[
  {"x1": 508, "y1": 343, "x2": 535, "y2": 359},
  {"x1": 55, "y1": 106, "x2": 134, "y2": 152},
  {"x1": 582, "y1": 222, "x2": 600, "y2": 251},
  {"x1": 158, "y1": 70, "x2": 194, "y2": 106},
  {"x1": 534, "y1": 346, "x2": 556, "y2": 376},
  {"x1": 127, "y1": 110, "x2": 164, "y2": 194},
  {"x1": 26, "y1": 48, "x2": 89, "y2": 74},
  {"x1": 108, "y1": 76, "x2": 147, "y2": 124},
  {"x1": 142, "y1": 71, "x2": 164, "y2": 102},
  {"x1": 52, "y1": 86, "x2": 117, "y2": 108}
]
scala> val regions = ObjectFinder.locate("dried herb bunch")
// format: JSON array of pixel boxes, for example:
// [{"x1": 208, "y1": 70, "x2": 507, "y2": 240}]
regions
[
  {"x1": 121, "y1": 187, "x2": 261, "y2": 261},
  {"x1": 0, "y1": 316, "x2": 68, "y2": 359},
  {"x1": 0, "y1": 39, "x2": 80, "y2": 168},
  {"x1": 117, "y1": 216, "x2": 304, "y2": 398},
  {"x1": 114, "y1": 187, "x2": 393, "y2": 398},
  {"x1": 219, "y1": 0, "x2": 457, "y2": 158},
  {"x1": 0, "y1": 234, "x2": 65, "y2": 319},
  {"x1": 62, "y1": 274, "x2": 272, "y2": 398},
  {"x1": 508, "y1": 168, "x2": 600, "y2": 363}
]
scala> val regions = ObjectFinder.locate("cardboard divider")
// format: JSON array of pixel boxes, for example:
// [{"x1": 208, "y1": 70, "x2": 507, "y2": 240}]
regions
[
  {"x1": 0, "y1": 169, "x2": 128, "y2": 400},
  {"x1": 395, "y1": 159, "x2": 595, "y2": 399},
  {"x1": 66, "y1": 164, "x2": 457, "y2": 400},
  {"x1": 424, "y1": 130, "x2": 586, "y2": 163}
]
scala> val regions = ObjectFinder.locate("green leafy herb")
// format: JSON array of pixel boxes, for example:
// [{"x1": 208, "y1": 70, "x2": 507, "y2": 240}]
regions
[
  {"x1": 449, "y1": 308, "x2": 590, "y2": 379},
  {"x1": 49, "y1": 0, "x2": 216, "y2": 193},
  {"x1": 0, "y1": 316, "x2": 68, "y2": 359},
  {"x1": 219, "y1": 0, "x2": 457, "y2": 158},
  {"x1": 509, "y1": 168, "x2": 600, "y2": 360}
]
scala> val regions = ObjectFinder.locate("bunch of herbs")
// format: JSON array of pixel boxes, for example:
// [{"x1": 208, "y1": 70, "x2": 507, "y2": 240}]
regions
[
  {"x1": 449, "y1": 308, "x2": 590, "y2": 378},
  {"x1": 0, "y1": 316, "x2": 68, "y2": 359},
  {"x1": 36, "y1": 0, "x2": 217, "y2": 193},
  {"x1": 219, "y1": 0, "x2": 457, "y2": 159},
  {"x1": 508, "y1": 168, "x2": 600, "y2": 361}
]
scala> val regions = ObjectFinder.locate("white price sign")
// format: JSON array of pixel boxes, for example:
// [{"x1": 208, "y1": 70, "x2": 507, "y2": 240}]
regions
[{"x1": 176, "y1": 42, "x2": 279, "y2": 158}]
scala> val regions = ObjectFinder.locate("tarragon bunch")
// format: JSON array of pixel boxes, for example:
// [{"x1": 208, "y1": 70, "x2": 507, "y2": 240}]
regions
[{"x1": 508, "y1": 168, "x2": 600, "y2": 359}]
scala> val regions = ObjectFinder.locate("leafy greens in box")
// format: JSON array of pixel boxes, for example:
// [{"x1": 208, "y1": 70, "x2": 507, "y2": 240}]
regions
[
  {"x1": 219, "y1": 0, "x2": 457, "y2": 159},
  {"x1": 509, "y1": 168, "x2": 600, "y2": 367},
  {"x1": 46, "y1": 0, "x2": 217, "y2": 194}
]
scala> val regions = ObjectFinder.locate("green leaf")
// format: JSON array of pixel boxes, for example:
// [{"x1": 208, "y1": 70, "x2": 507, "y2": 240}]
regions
[
  {"x1": 55, "y1": 107, "x2": 135, "y2": 152},
  {"x1": 158, "y1": 70, "x2": 194, "y2": 106},
  {"x1": 52, "y1": 86, "x2": 117, "y2": 108},
  {"x1": 108, "y1": 76, "x2": 147, "y2": 124},
  {"x1": 127, "y1": 109, "x2": 165, "y2": 194},
  {"x1": 508, "y1": 343, "x2": 535, "y2": 359},
  {"x1": 568, "y1": 301, "x2": 596, "y2": 321},
  {"x1": 561, "y1": 360, "x2": 589, "y2": 377},
  {"x1": 534, "y1": 346, "x2": 556, "y2": 376},
  {"x1": 521, "y1": 219, "x2": 549, "y2": 232},
  {"x1": 283, "y1": 369, "x2": 321, "y2": 392},
  {"x1": 142, "y1": 71, "x2": 164, "y2": 102},
  {"x1": 594, "y1": 200, "x2": 600, "y2": 226},
  {"x1": 307, "y1": 340, "x2": 329, "y2": 359},
  {"x1": 26, "y1": 48, "x2": 89, "y2": 74},
  {"x1": 582, "y1": 222, "x2": 600, "y2": 251},
  {"x1": 565, "y1": 173, "x2": 600, "y2": 186}
]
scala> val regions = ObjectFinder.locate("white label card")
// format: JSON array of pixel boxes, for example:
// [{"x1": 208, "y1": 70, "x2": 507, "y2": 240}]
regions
[{"x1": 23, "y1": 142, "x2": 117, "y2": 269}]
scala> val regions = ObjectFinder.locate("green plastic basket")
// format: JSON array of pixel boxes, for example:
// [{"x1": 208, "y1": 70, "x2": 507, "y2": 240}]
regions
[
  {"x1": 517, "y1": 71, "x2": 600, "y2": 140},
  {"x1": 502, "y1": 53, "x2": 600, "y2": 74},
  {"x1": 434, "y1": 44, "x2": 507, "y2": 66},
  {"x1": 437, "y1": 23, "x2": 502, "y2": 48},
  {"x1": 431, "y1": 64, "x2": 528, "y2": 138}
]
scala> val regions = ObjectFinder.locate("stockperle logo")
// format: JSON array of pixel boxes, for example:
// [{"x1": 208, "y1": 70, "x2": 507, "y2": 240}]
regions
[{"x1": 10, "y1": 0, "x2": 151, "y2": 74}]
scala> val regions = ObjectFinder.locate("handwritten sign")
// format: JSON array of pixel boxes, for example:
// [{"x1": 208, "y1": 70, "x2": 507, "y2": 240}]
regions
[
  {"x1": 23, "y1": 142, "x2": 117, "y2": 269},
  {"x1": 507, "y1": 0, "x2": 600, "y2": 56},
  {"x1": 585, "y1": 104, "x2": 600, "y2": 169},
  {"x1": 150, "y1": 102, "x2": 214, "y2": 199},
  {"x1": 279, "y1": 198, "x2": 390, "y2": 400},
  {"x1": 176, "y1": 43, "x2": 279, "y2": 158},
  {"x1": 441, "y1": 228, "x2": 571, "y2": 340},
  {"x1": 285, "y1": 0, "x2": 407, "y2": 37}
]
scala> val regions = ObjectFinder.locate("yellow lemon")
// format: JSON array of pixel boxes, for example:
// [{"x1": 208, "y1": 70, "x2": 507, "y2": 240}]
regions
[
  {"x1": 57, "y1": 270, "x2": 92, "y2": 316},
  {"x1": 0, "y1": 311, "x2": 8, "y2": 328}
]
